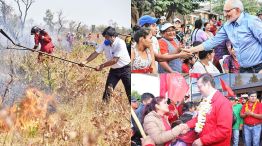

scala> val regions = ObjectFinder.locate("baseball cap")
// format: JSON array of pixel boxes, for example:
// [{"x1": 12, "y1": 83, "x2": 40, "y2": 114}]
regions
[
  {"x1": 138, "y1": 15, "x2": 158, "y2": 27},
  {"x1": 173, "y1": 18, "x2": 181, "y2": 23},
  {"x1": 131, "y1": 96, "x2": 138, "y2": 102},
  {"x1": 160, "y1": 16, "x2": 166, "y2": 20},
  {"x1": 160, "y1": 23, "x2": 175, "y2": 31}
]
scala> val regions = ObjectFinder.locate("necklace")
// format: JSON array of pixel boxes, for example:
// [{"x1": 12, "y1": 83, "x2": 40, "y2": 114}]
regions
[
  {"x1": 195, "y1": 96, "x2": 212, "y2": 133},
  {"x1": 245, "y1": 100, "x2": 258, "y2": 112}
]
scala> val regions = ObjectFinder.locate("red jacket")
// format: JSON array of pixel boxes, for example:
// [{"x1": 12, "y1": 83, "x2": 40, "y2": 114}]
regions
[
  {"x1": 187, "y1": 91, "x2": 232, "y2": 146},
  {"x1": 34, "y1": 31, "x2": 54, "y2": 53}
]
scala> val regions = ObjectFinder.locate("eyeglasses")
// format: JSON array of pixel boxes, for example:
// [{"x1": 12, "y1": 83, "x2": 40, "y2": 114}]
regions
[{"x1": 223, "y1": 8, "x2": 237, "y2": 13}]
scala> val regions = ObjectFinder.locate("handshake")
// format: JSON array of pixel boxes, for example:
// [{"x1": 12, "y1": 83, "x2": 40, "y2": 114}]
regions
[
  {"x1": 178, "y1": 123, "x2": 190, "y2": 134},
  {"x1": 179, "y1": 48, "x2": 193, "y2": 59}
]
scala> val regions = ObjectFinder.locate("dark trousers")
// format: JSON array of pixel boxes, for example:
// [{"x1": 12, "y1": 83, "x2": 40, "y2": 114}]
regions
[
  {"x1": 240, "y1": 63, "x2": 262, "y2": 73},
  {"x1": 102, "y1": 64, "x2": 131, "y2": 104}
]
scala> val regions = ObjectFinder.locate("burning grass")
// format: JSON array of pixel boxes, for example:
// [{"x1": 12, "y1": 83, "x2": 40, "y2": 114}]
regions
[{"x1": 0, "y1": 43, "x2": 130, "y2": 145}]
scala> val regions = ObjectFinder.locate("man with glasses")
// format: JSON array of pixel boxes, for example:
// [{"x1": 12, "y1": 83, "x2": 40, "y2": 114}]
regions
[
  {"x1": 184, "y1": 0, "x2": 262, "y2": 73},
  {"x1": 240, "y1": 91, "x2": 262, "y2": 146}
]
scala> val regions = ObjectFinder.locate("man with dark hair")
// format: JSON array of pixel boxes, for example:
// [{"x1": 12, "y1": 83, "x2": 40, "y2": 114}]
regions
[
  {"x1": 132, "y1": 93, "x2": 154, "y2": 145},
  {"x1": 185, "y1": 73, "x2": 233, "y2": 146},
  {"x1": 135, "y1": 93, "x2": 154, "y2": 123},
  {"x1": 240, "y1": 91, "x2": 262, "y2": 146},
  {"x1": 80, "y1": 26, "x2": 131, "y2": 103}
]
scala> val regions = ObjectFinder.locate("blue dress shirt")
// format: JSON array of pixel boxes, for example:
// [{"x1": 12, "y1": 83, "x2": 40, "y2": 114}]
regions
[{"x1": 203, "y1": 12, "x2": 262, "y2": 68}]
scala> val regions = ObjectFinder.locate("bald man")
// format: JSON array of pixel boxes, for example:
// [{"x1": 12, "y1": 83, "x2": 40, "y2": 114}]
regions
[{"x1": 184, "y1": 0, "x2": 262, "y2": 73}]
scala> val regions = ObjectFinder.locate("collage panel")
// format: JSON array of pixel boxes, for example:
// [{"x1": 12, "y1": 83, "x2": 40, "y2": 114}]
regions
[
  {"x1": 131, "y1": 73, "x2": 262, "y2": 146},
  {"x1": 131, "y1": 0, "x2": 262, "y2": 146},
  {"x1": 0, "y1": 0, "x2": 131, "y2": 145}
]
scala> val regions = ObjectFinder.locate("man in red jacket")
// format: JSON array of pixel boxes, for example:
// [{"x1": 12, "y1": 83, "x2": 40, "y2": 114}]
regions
[
  {"x1": 31, "y1": 26, "x2": 55, "y2": 63},
  {"x1": 185, "y1": 74, "x2": 233, "y2": 146}
]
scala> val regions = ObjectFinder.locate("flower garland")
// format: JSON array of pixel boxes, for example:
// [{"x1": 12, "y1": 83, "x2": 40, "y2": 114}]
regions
[
  {"x1": 195, "y1": 96, "x2": 212, "y2": 133},
  {"x1": 245, "y1": 100, "x2": 258, "y2": 112}
]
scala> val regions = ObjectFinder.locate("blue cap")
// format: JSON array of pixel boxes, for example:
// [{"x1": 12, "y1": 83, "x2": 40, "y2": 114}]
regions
[
  {"x1": 138, "y1": 15, "x2": 158, "y2": 27},
  {"x1": 131, "y1": 96, "x2": 137, "y2": 102}
]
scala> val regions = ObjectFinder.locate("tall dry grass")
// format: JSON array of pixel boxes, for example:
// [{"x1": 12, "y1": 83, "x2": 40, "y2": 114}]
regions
[{"x1": 0, "y1": 40, "x2": 130, "y2": 146}]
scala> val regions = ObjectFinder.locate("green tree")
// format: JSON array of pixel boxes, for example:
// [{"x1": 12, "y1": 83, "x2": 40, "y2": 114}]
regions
[
  {"x1": 213, "y1": 0, "x2": 261, "y2": 15},
  {"x1": 131, "y1": 90, "x2": 141, "y2": 101},
  {"x1": 234, "y1": 74, "x2": 243, "y2": 86},
  {"x1": 43, "y1": 9, "x2": 55, "y2": 32},
  {"x1": 131, "y1": 0, "x2": 207, "y2": 26},
  {"x1": 249, "y1": 74, "x2": 259, "y2": 83}
]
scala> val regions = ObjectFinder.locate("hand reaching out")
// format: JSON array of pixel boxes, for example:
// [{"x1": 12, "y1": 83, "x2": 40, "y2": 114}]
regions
[{"x1": 179, "y1": 123, "x2": 190, "y2": 134}]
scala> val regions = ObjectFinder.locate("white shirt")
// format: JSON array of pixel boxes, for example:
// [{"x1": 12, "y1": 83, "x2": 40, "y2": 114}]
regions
[
  {"x1": 151, "y1": 36, "x2": 159, "y2": 71},
  {"x1": 190, "y1": 61, "x2": 220, "y2": 73},
  {"x1": 96, "y1": 37, "x2": 130, "y2": 69}
]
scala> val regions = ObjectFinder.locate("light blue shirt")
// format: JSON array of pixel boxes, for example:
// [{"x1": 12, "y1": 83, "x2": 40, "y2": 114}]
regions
[{"x1": 203, "y1": 12, "x2": 262, "y2": 68}]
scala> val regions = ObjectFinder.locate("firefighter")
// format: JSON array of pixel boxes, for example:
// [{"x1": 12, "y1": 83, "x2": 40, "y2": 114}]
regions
[{"x1": 31, "y1": 26, "x2": 55, "y2": 62}]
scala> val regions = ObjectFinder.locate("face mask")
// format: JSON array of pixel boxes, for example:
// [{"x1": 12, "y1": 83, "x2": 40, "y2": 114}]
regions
[{"x1": 104, "y1": 39, "x2": 111, "y2": 46}]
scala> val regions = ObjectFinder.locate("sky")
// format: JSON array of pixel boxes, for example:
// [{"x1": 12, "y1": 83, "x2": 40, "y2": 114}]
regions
[
  {"x1": 131, "y1": 74, "x2": 160, "y2": 97},
  {"x1": 8, "y1": 0, "x2": 131, "y2": 28}
]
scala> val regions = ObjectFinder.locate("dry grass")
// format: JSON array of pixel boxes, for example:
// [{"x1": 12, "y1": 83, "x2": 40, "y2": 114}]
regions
[{"x1": 0, "y1": 41, "x2": 131, "y2": 146}]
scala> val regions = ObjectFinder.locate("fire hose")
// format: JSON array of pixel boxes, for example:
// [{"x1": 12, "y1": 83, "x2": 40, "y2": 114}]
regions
[{"x1": 0, "y1": 29, "x2": 96, "y2": 70}]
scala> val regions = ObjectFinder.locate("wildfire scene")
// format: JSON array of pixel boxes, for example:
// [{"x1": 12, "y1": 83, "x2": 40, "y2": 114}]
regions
[{"x1": 0, "y1": 0, "x2": 131, "y2": 145}]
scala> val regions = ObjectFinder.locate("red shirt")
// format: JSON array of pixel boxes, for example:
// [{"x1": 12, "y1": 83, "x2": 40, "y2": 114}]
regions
[
  {"x1": 182, "y1": 63, "x2": 190, "y2": 73},
  {"x1": 240, "y1": 101, "x2": 262, "y2": 125},
  {"x1": 158, "y1": 39, "x2": 179, "y2": 54},
  {"x1": 34, "y1": 31, "x2": 54, "y2": 53},
  {"x1": 187, "y1": 91, "x2": 232, "y2": 146}
]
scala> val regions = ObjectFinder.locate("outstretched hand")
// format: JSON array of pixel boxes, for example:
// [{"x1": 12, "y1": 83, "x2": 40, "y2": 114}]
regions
[{"x1": 179, "y1": 123, "x2": 190, "y2": 134}]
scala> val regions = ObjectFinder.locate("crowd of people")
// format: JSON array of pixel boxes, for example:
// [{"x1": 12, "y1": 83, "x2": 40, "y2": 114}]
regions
[
  {"x1": 131, "y1": 0, "x2": 262, "y2": 74},
  {"x1": 131, "y1": 74, "x2": 262, "y2": 146}
]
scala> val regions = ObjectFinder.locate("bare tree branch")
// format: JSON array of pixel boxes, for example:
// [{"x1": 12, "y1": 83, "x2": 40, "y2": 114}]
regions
[
  {"x1": 14, "y1": 0, "x2": 34, "y2": 30},
  {"x1": 57, "y1": 10, "x2": 64, "y2": 35}
]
